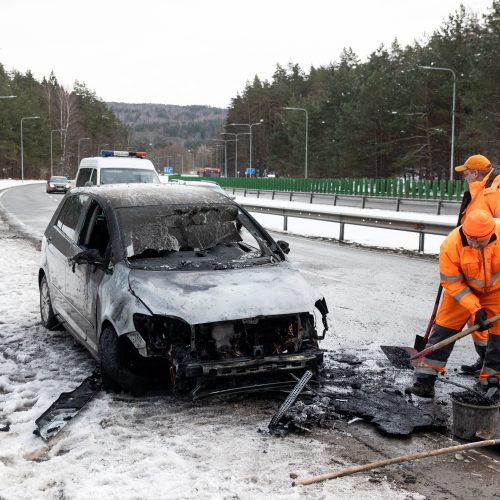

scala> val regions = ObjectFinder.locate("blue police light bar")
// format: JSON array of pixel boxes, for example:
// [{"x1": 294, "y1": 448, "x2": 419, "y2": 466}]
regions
[{"x1": 100, "y1": 150, "x2": 147, "y2": 158}]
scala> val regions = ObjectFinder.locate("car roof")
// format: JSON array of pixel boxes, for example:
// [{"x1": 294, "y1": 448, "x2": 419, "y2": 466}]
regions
[{"x1": 71, "y1": 183, "x2": 232, "y2": 208}]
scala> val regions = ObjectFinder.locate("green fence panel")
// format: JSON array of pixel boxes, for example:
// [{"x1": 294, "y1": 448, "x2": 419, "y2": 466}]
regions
[
  {"x1": 447, "y1": 180, "x2": 454, "y2": 201},
  {"x1": 455, "y1": 180, "x2": 463, "y2": 201},
  {"x1": 174, "y1": 176, "x2": 465, "y2": 201}
]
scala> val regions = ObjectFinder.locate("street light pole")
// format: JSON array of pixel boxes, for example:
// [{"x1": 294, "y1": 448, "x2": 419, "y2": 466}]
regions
[
  {"x1": 230, "y1": 120, "x2": 263, "y2": 175},
  {"x1": 419, "y1": 65, "x2": 456, "y2": 181},
  {"x1": 0, "y1": 95, "x2": 17, "y2": 99},
  {"x1": 50, "y1": 128, "x2": 66, "y2": 177},
  {"x1": 77, "y1": 137, "x2": 91, "y2": 167},
  {"x1": 282, "y1": 107, "x2": 308, "y2": 179},
  {"x1": 20, "y1": 116, "x2": 40, "y2": 182},
  {"x1": 177, "y1": 154, "x2": 184, "y2": 174},
  {"x1": 221, "y1": 132, "x2": 250, "y2": 177}
]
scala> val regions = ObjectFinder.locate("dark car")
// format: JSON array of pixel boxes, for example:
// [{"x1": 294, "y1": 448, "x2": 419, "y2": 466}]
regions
[
  {"x1": 46, "y1": 176, "x2": 71, "y2": 193},
  {"x1": 39, "y1": 184, "x2": 328, "y2": 396}
]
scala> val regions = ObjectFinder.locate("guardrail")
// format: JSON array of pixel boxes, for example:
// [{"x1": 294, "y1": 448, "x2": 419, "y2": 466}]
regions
[
  {"x1": 239, "y1": 202, "x2": 455, "y2": 253},
  {"x1": 230, "y1": 188, "x2": 461, "y2": 216}
]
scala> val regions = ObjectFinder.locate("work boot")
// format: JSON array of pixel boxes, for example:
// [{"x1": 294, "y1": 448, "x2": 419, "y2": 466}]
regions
[
  {"x1": 460, "y1": 357, "x2": 484, "y2": 376},
  {"x1": 405, "y1": 377, "x2": 436, "y2": 398}
]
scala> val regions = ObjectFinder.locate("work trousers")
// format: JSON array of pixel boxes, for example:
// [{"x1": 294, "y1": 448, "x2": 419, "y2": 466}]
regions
[{"x1": 415, "y1": 290, "x2": 500, "y2": 381}]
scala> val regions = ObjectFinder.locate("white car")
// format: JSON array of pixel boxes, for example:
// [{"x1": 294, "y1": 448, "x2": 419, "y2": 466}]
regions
[{"x1": 75, "y1": 150, "x2": 160, "y2": 187}]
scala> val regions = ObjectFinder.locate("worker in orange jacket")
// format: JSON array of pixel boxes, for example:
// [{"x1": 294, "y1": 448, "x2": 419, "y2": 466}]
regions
[
  {"x1": 406, "y1": 209, "x2": 500, "y2": 397},
  {"x1": 455, "y1": 154, "x2": 500, "y2": 375}
]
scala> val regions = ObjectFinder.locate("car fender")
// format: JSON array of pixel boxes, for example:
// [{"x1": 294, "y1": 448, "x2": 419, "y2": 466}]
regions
[{"x1": 97, "y1": 261, "x2": 151, "y2": 345}]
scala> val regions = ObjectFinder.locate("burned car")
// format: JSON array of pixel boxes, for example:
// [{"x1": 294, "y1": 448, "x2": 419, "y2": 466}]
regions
[{"x1": 39, "y1": 184, "x2": 328, "y2": 395}]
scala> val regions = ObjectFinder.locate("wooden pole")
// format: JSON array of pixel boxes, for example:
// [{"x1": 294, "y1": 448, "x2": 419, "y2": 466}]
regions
[{"x1": 293, "y1": 439, "x2": 500, "y2": 486}]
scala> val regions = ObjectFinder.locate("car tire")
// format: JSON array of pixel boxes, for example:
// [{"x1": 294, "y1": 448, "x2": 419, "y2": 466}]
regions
[
  {"x1": 39, "y1": 275, "x2": 60, "y2": 330},
  {"x1": 99, "y1": 326, "x2": 149, "y2": 396}
]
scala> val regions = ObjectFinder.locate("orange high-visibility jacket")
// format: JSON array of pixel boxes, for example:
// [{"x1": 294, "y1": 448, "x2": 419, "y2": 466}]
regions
[
  {"x1": 440, "y1": 221, "x2": 500, "y2": 315},
  {"x1": 460, "y1": 170, "x2": 500, "y2": 223}
]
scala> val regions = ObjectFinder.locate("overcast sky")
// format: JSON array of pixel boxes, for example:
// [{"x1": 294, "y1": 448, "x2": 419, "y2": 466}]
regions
[{"x1": 1, "y1": 0, "x2": 495, "y2": 108}]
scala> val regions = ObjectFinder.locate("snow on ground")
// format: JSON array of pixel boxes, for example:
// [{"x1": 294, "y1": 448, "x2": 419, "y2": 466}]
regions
[{"x1": 0, "y1": 181, "x2": 425, "y2": 499}]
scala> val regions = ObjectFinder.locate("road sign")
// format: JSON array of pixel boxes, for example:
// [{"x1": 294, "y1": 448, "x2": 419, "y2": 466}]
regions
[
  {"x1": 245, "y1": 168, "x2": 256, "y2": 175},
  {"x1": 163, "y1": 166, "x2": 173, "y2": 173}
]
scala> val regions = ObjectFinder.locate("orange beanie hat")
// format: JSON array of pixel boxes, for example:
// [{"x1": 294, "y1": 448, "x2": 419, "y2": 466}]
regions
[{"x1": 462, "y1": 209, "x2": 496, "y2": 239}]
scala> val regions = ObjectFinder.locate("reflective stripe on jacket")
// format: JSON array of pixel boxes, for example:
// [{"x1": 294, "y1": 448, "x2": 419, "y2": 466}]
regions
[{"x1": 439, "y1": 221, "x2": 500, "y2": 314}]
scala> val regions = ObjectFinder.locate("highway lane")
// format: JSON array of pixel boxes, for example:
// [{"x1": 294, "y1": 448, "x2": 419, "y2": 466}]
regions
[{"x1": 0, "y1": 183, "x2": 64, "y2": 240}]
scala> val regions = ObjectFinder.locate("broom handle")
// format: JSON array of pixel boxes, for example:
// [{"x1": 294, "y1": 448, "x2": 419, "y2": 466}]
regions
[
  {"x1": 293, "y1": 439, "x2": 500, "y2": 486},
  {"x1": 411, "y1": 312, "x2": 500, "y2": 360}
]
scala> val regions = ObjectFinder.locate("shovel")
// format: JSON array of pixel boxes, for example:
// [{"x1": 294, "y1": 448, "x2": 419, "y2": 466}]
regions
[
  {"x1": 381, "y1": 313, "x2": 500, "y2": 370},
  {"x1": 414, "y1": 285, "x2": 442, "y2": 351}
]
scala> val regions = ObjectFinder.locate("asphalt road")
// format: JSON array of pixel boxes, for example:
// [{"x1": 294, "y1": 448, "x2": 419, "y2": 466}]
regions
[{"x1": 0, "y1": 182, "x2": 64, "y2": 240}]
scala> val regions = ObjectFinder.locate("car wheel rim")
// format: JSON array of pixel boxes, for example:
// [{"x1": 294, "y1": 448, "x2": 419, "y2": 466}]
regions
[{"x1": 40, "y1": 281, "x2": 50, "y2": 322}]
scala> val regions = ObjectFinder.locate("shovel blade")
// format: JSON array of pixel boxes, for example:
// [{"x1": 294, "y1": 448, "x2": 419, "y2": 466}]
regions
[
  {"x1": 381, "y1": 345, "x2": 421, "y2": 370},
  {"x1": 414, "y1": 334, "x2": 428, "y2": 351}
]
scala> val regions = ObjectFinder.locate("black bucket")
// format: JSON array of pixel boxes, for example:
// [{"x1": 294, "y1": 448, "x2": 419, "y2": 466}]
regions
[{"x1": 451, "y1": 392, "x2": 500, "y2": 440}]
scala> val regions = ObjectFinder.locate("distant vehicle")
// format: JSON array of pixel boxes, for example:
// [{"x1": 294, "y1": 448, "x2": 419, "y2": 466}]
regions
[
  {"x1": 75, "y1": 150, "x2": 160, "y2": 187},
  {"x1": 197, "y1": 167, "x2": 222, "y2": 178},
  {"x1": 46, "y1": 176, "x2": 71, "y2": 194}
]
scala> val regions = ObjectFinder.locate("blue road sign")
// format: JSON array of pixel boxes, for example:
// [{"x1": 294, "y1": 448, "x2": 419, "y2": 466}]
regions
[
  {"x1": 163, "y1": 166, "x2": 174, "y2": 173},
  {"x1": 245, "y1": 168, "x2": 256, "y2": 175}
]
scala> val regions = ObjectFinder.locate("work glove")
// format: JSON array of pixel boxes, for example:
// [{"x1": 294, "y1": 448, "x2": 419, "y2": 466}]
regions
[{"x1": 473, "y1": 308, "x2": 489, "y2": 331}]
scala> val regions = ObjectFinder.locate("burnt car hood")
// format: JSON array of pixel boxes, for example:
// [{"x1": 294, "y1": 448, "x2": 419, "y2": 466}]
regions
[{"x1": 128, "y1": 264, "x2": 318, "y2": 325}]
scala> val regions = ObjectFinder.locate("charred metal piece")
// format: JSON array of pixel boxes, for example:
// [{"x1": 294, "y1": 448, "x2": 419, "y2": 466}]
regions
[
  {"x1": 269, "y1": 370, "x2": 313, "y2": 429},
  {"x1": 34, "y1": 372, "x2": 101, "y2": 440}
]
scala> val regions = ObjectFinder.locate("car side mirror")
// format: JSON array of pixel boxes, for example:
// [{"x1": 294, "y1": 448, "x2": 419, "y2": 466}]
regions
[
  {"x1": 277, "y1": 240, "x2": 290, "y2": 254},
  {"x1": 84, "y1": 181, "x2": 94, "y2": 187},
  {"x1": 71, "y1": 249, "x2": 104, "y2": 271}
]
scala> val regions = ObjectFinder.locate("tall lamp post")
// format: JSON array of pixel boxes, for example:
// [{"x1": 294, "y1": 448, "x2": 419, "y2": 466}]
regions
[
  {"x1": 20, "y1": 116, "x2": 40, "y2": 182},
  {"x1": 50, "y1": 128, "x2": 66, "y2": 177},
  {"x1": 77, "y1": 137, "x2": 91, "y2": 167},
  {"x1": 188, "y1": 149, "x2": 196, "y2": 173},
  {"x1": 282, "y1": 107, "x2": 308, "y2": 179},
  {"x1": 221, "y1": 132, "x2": 250, "y2": 177},
  {"x1": 419, "y1": 65, "x2": 456, "y2": 181},
  {"x1": 177, "y1": 154, "x2": 184, "y2": 174},
  {"x1": 230, "y1": 120, "x2": 263, "y2": 175}
]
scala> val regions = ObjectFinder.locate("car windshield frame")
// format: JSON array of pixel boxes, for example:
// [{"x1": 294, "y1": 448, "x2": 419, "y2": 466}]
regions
[{"x1": 100, "y1": 168, "x2": 160, "y2": 185}]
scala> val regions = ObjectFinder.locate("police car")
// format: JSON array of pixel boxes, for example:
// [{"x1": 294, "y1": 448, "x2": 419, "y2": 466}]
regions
[{"x1": 75, "y1": 150, "x2": 160, "y2": 187}]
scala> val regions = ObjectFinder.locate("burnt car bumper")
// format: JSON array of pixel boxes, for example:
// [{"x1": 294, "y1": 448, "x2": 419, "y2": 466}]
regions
[{"x1": 183, "y1": 351, "x2": 323, "y2": 379}]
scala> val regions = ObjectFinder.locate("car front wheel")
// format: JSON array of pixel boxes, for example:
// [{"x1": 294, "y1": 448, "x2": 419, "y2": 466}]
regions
[
  {"x1": 39, "y1": 275, "x2": 59, "y2": 330},
  {"x1": 99, "y1": 326, "x2": 150, "y2": 396}
]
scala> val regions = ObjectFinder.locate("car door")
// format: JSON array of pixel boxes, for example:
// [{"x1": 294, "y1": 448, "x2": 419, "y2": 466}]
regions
[
  {"x1": 65, "y1": 198, "x2": 111, "y2": 352},
  {"x1": 45, "y1": 194, "x2": 89, "y2": 336}
]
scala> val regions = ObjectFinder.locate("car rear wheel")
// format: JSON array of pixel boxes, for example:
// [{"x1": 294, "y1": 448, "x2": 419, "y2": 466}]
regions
[
  {"x1": 99, "y1": 326, "x2": 150, "y2": 396},
  {"x1": 39, "y1": 275, "x2": 59, "y2": 330}
]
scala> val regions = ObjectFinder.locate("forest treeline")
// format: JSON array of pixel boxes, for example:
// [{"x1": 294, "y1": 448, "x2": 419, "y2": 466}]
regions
[
  {"x1": 0, "y1": 68, "x2": 128, "y2": 179},
  {"x1": 225, "y1": 2, "x2": 500, "y2": 179},
  {"x1": 107, "y1": 102, "x2": 226, "y2": 151}
]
